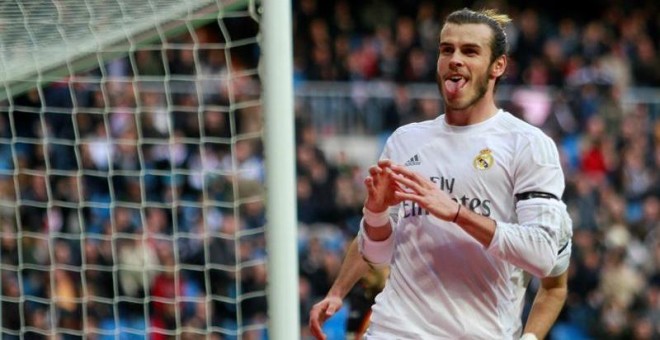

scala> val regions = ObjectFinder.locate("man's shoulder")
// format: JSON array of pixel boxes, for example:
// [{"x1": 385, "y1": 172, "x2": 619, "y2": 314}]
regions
[
  {"x1": 391, "y1": 116, "x2": 442, "y2": 138},
  {"x1": 498, "y1": 111, "x2": 542, "y2": 133},
  {"x1": 496, "y1": 112, "x2": 562, "y2": 167},
  {"x1": 498, "y1": 111, "x2": 554, "y2": 142}
]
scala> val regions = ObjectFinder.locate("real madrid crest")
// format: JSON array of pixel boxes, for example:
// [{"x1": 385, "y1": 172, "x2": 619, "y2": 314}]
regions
[{"x1": 473, "y1": 148, "x2": 494, "y2": 170}]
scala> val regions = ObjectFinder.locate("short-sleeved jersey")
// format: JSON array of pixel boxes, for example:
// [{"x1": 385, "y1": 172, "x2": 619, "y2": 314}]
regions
[{"x1": 366, "y1": 110, "x2": 570, "y2": 339}]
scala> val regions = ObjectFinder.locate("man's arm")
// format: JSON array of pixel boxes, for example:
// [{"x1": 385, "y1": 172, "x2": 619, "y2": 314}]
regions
[
  {"x1": 389, "y1": 164, "x2": 562, "y2": 277},
  {"x1": 310, "y1": 160, "x2": 401, "y2": 339},
  {"x1": 522, "y1": 271, "x2": 569, "y2": 339},
  {"x1": 326, "y1": 238, "x2": 372, "y2": 299}
]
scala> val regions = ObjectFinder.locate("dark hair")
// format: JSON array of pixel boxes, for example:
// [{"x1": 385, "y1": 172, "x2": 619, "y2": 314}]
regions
[{"x1": 445, "y1": 8, "x2": 511, "y2": 63}]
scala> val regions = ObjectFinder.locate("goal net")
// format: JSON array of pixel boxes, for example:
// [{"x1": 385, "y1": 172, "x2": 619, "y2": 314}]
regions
[{"x1": 0, "y1": 0, "x2": 271, "y2": 338}]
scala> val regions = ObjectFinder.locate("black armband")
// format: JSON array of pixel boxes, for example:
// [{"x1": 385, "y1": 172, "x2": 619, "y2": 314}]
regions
[{"x1": 514, "y1": 191, "x2": 558, "y2": 202}]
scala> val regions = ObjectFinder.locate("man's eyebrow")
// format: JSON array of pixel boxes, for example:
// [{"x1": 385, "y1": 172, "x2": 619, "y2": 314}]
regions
[{"x1": 439, "y1": 42, "x2": 483, "y2": 49}]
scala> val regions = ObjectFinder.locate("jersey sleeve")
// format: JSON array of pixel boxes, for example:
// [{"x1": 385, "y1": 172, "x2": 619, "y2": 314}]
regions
[
  {"x1": 518, "y1": 132, "x2": 573, "y2": 276},
  {"x1": 549, "y1": 204, "x2": 573, "y2": 276},
  {"x1": 486, "y1": 131, "x2": 573, "y2": 277}
]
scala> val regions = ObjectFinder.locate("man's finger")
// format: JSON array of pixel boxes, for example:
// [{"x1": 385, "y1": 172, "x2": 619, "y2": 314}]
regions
[
  {"x1": 391, "y1": 172, "x2": 420, "y2": 193},
  {"x1": 391, "y1": 164, "x2": 428, "y2": 184},
  {"x1": 394, "y1": 190, "x2": 417, "y2": 202},
  {"x1": 309, "y1": 306, "x2": 326, "y2": 339},
  {"x1": 368, "y1": 165, "x2": 383, "y2": 176},
  {"x1": 364, "y1": 177, "x2": 376, "y2": 193},
  {"x1": 309, "y1": 320, "x2": 326, "y2": 340},
  {"x1": 389, "y1": 164, "x2": 412, "y2": 178},
  {"x1": 377, "y1": 159, "x2": 393, "y2": 168}
]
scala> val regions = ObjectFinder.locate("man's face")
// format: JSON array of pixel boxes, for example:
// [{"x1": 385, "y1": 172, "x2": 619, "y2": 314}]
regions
[{"x1": 436, "y1": 23, "x2": 501, "y2": 110}]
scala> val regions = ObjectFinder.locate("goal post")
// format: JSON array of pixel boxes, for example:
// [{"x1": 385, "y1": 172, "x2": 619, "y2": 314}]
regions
[
  {"x1": 261, "y1": 0, "x2": 299, "y2": 339},
  {"x1": 0, "y1": 0, "x2": 299, "y2": 338}
]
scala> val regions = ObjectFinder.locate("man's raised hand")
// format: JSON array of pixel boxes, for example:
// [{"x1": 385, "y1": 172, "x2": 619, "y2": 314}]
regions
[{"x1": 364, "y1": 159, "x2": 401, "y2": 212}]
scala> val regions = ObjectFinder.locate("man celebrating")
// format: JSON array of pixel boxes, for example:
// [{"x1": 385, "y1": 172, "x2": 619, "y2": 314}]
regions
[{"x1": 309, "y1": 8, "x2": 573, "y2": 339}]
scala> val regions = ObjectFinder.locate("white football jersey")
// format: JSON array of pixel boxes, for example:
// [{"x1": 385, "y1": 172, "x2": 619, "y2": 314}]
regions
[{"x1": 366, "y1": 110, "x2": 572, "y2": 339}]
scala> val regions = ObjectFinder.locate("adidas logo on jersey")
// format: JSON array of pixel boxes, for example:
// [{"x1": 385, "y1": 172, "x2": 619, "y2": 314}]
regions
[{"x1": 404, "y1": 154, "x2": 421, "y2": 166}]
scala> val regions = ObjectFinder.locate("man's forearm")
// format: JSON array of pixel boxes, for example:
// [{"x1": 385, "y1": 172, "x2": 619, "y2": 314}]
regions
[
  {"x1": 523, "y1": 272, "x2": 568, "y2": 339},
  {"x1": 327, "y1": 238, "x2": 372, "y2": 298}
]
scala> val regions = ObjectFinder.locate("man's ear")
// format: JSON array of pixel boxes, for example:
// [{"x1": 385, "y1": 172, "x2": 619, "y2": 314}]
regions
[{"x1": 491, "y1": 55, "x2": 507, "y2": 78}]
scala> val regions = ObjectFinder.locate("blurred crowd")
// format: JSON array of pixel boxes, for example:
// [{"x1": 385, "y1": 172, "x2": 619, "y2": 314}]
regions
[{"x1": 0, "y1": 0, "x2": 658, "y2": 339}]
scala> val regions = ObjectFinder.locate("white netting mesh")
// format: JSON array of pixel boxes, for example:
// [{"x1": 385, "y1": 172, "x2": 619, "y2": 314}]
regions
[
  {"x1": 0, "y1": 0, "x2": 268, "y2": 338},
  {"x1": 0, "y1": 0, "x2": 250, "y2": 98}
]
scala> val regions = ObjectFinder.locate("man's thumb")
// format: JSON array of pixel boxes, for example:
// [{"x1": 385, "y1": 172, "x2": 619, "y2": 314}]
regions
[{"x1": 325, "y1": 305, "x2": 337, "y2": 316}]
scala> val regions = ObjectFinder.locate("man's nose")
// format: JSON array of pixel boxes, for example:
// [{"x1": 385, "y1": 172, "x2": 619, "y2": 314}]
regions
[{"x1": 449, "y1": 54, "x2": 464, "y2": 68}]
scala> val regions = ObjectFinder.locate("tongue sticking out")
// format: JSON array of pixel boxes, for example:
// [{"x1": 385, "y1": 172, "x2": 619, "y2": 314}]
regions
[{"x1": 444, "y1": 79, "x2": 466, "y2": 96}]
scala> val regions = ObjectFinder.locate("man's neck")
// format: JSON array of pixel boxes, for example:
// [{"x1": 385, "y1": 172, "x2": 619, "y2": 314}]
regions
[{"x1": 445, "y1": 101, "x2": 499, "y2": 126}]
